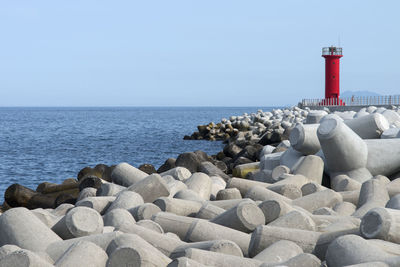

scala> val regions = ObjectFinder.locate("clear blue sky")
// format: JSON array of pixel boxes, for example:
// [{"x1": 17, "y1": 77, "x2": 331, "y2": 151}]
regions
[{"x1": 0, "y1": 1, "x2": 399, "y2": 106}]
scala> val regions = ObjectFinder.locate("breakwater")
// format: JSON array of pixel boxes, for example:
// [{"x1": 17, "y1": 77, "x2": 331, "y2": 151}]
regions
[{"x1": 1, "y1": 105, "x2": 400, "y2": 266}]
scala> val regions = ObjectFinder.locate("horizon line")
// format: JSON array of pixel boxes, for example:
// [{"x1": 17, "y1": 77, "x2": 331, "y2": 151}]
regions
[{"x1": 0, "y1": 105, "x2": 293, "y2": 108}]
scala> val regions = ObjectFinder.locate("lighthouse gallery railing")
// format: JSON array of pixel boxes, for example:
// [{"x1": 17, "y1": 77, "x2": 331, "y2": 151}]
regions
[{"x1": 301, "y1": 95, "x2": 400, "y2": 107}]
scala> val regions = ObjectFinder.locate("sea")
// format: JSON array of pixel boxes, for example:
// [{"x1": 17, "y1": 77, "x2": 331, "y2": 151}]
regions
[{"x1": 0, "y1": 106, "x2": 276, "y2": 199}]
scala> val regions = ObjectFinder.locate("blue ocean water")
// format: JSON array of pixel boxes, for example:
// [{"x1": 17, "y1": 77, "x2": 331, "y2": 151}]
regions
[{"x1": 0, "y1": 107, "x2": 275, "y2": 198}]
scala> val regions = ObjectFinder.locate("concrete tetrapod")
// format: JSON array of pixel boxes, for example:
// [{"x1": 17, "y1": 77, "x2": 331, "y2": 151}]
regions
[
  {"x1": 253, "y1": 239, "x2": 303, "y2": 264},
  {"x1": 386, "y1": 194, "x2": 400, "y2": 210},
  {"x1": 129, "y1": 203, "x2": 161, "y2": 221},
  {"x1": 111, "y1": 162, "x2": 148, "y2": 187},
  {"x1": 210, "y1": 176, "x2": 227, "y2": 200},
  {"x1": 333, "y1": 201, "x2": 357, "y2": 216},
  {"x1": 245, "y1": 186, "x2": 292, "y2": 204},
  {"x1": 319, "y1": 115, "x2": 400, "y2": 179},
  {"x1": 271, "y1": 165, "x2": 290, "y2": 180},
  {"x1": 306, "y1": 110, "x2": 327, "y2": 124},
  {"x1": 374, "y1": 174, "x2": 391, "y2": 185},
  {"x1": 127, "y1": 173, "x2": 170, "y2": 203},
  {"x1": 226, "y1": 178, "x2": 270, "y2": 197},
  {"x1": 250, "y1": 224, "x2": 359, "y2": 260},
  {"x1": 210, "y1": 201, "x2": 265, "y2": 233},
  {"x1": 78, "y1": 176, "x2": 102, "y2": 192},
  {"x1": 0, "y1": 249, "x2": 54, "y2": 267},
  {"x1": 173, "y1": 189, "x2": 203, "y2": 202},
  {"x1": 292, "y1": 155, "x2": 324, "y2": 184},
  {"x1": 136, "y1": 219, "x2": 164, "y2": 233},
  {"x1": 260, "y1": 253, "x2": 321, "y2": 267},
  {"x1": 310, "y1": 214, "x2": 360, "y2": 231},
  {"x1": 166, "y1": 180, "x2": 188, "y2": 198},
  {"x1": 160, "y1": 167, "x2": 192, "y2": 182},
  {"x1": 331, "y1": 174, "x2": 362, "y2": 192},
  {"x1": 363, "y1": 238, "x2": 400, "y2": 255},
  {"x1": 45, "y1": 231, "x2": 123, "y2": 262},
  {"x1": 317, "y1": 117, "x2": 372, "y2": 182},
  {"x1": 210, "y1": 198, "x2": 254, "y2": 210},
  {"x1": 381, "y1": 109, "x2": 400, "y2": 124},
  {"x1": 52, "y1": 203, "x2": 75, "y2": 217},
  {"x1": 259, "y1": 145, "x2": 275, "y2": 158},
  {"x1": 339, "y1": 190, "x2": 361, "y2": 206},
  {"x1": 198, "y1": 161, "x2": 230, "y2": 181},
  {"x1": 232, "y1": 162, "x2": 260, "y2": 178},
  {"x1": 291, "y1": 189, "x2": 343, "y2": 213},
  {"x1": 366, "y1": 106, "x2": 377, "y2": 113},
  {"x1": 279, "y1": 147, "x2": 304, "y2": 171},
  {"x1": 182, "y1": 248, "x2": 262, "y2": 267},
  {"x1": 259, "y1": 152, "x2": 284, "y2": 173},
  {"x1": 268, "y1": 209, "x2": 316, "y2": 231},
  {"x1": 0, "y1": 207, "x2": 62, "y2": 252},
  {"x1": 117, "y1": 223, "x2": 185, "y2": 257},
  {"x1": 268, "y1": 174, "x2": 310, "y2": 191},
  {"x1": 195, "y1": 202, "x2": 225, "y2": 220},
  {"x1": 154, "y1": 197, "x2": 203, "y2": 217},
  {"x1": 216, "y1": 188, "x2": 242, "y2": 200},
  {"x1": 52, "y1": 206, "x2": 104, "y2": 240},
  {"x1": 75, "y1": 196, "x2": 116, "y2": 214},
  {"x1": 0, "y1": 244, "x2": 21, "y2": 259},
  {"x1": 313, "y1": 207, "x2": 338, "y2": 216},
  {"x1": 365, "y1": 138, "x2": 400, "y2": 177},
  {"x1": 96, "y1": 182, "x2": 126, "y2": 197},
  {"x1": 54, "y1": 240, "x2": 108, "y2": 267},
  {"x1": 325, "y1": 234, "x2": 400, "y2": 267},
  {"x1": 267, "y1": 183, "x2": 302, "y2": 200},
  {"x1": 381, "y1": 128, "x2": 400, "y2": 139},
  {"x1": 102, "y1": 208, "x2": 136, "y2": 231},
  {"x1": 161, "y1": 174, "x2": 180, "y2": 185},
  {"x1": 258, "y1": 199, "x2": 295, "y2": 224},
  {"x1": 170, "y1": 239, "x2": 243, "y2": 259},
  {"x1": 184, "y1": 173, "x2": 212, "y2": 200},
  {"x1": 102, "y1": 226, "x2": 115, "y2": 233},
  {"x1": 167, "y1": 257, "x2": 207, "y2": 267},
  {"x1": 151, "y1": 212, "x2": 199, "y2": 240},
  {"x1": 317, "y1": 116, "x2": 371, "y2": 183},
  {"x1": 162, "y1": 174, "x2": 182, "y2": 185},
  {"x1": 105, "y1": 190, "x2": 144, "y2": 213},
  {"x1": 313, "y1": 227, "x2": 360, "y2": 260},
  {"x1": 387, "y1": 178, "x2": 400, "y2": 198},
  {"x1": 354, "y1": 108, "x2": 369, "y2": 118},
  {"x1": 353, "y1": 179, "x2": 389, "y2": 218},
  {"x1": 289, "y1": 123, "x2": 320, "y2": 155},
  {"x1": 31, "y1": 208, "x2": 61, "y2": 228},
  {"x1": 249, "y1": 225, "x2": 321, "y2": 257},
  {"x1": 320, "y1": 212, "x2": 355, "y2": 227},
  {"x1": 344, "y1": 113, "x2": 389, "y2": 139},
  {"x1": 106, "y1": 233, "x2": 172, "y2": 267},
  {"x1": 301, "y1": 182, "x2": 325, "y2": 196},
  {"x1": 360, "y1": 207, "x2": 400, "y2": 243},
  {"x1": 185, "y1": 220, "x2": 251, "y2": 256},
  {"x1": 359, "y1": 179, "x2": 389, "y2": 208},
  {"x1": 76, "y1": 187, "x2": 97, "y2": 201},
  {"x1": 343, "y1": 262, "x2": 389, "y2": 267},
  {"x1": 291, "y1": 114, "x2": 388, "y2": 156}
]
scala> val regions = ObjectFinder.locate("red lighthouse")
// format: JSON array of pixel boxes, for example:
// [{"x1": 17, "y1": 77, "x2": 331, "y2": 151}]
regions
[{"x1": 322, "y1": 46, "x2": 343, "y2": 102}]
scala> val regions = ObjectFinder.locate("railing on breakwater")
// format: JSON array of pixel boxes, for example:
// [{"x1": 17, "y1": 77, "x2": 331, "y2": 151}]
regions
[{"x1": 301, "y1": 95, "x2": 400, "y2": 107}]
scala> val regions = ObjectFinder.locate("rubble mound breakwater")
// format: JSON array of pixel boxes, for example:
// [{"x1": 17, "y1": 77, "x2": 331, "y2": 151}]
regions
[{"x1": 2, "y1": 105, "x2": 400, "y2": 266}]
